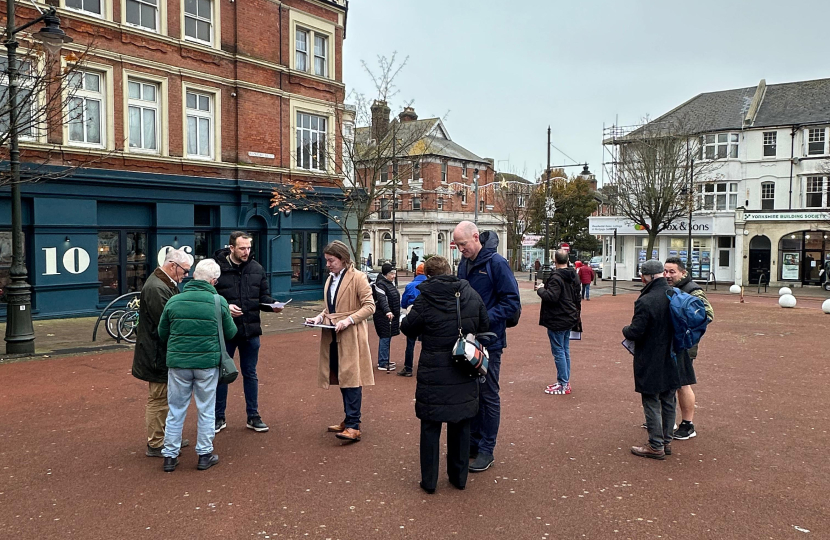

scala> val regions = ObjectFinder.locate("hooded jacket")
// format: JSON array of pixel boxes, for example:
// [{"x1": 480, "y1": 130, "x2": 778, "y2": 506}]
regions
[
  {"x1": 457, "y1": 231, "x2": 521, "y2": 351},
  {"x1": 212, "y1": 248, "x2": 275, "y2": 338},
  {"x1": 537, "y1": 266, "x2": 581, "y2": 332},
  {"x1": 401, "y1": 274, "x2": 427, "y2": 308},
  {"x1": 400, "y1": 275, "x2": 489, "y2": 423},
  {"x1": 372, "y1": 273, "x2": 401, "y2": 338}
]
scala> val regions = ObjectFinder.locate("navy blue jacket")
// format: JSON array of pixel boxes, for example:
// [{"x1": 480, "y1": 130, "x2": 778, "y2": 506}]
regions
[{"x1": 457, "y1": 231, "x2": 521, "y2": 351}]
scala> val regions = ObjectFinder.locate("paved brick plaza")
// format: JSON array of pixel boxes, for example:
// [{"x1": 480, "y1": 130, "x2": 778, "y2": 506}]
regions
[{"x1": 1, "y1": 291, "x2": 827, "y2": 539}]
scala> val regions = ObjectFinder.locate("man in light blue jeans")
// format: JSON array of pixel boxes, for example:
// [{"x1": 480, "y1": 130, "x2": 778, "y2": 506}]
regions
[{"x1": 546, "y1": 329, "x2": 571, "y2": 388}]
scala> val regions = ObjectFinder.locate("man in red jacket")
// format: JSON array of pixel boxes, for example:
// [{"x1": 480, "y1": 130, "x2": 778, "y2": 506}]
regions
[{"x1": 577, "y1": 263, "x2": 594, "y2": 301}]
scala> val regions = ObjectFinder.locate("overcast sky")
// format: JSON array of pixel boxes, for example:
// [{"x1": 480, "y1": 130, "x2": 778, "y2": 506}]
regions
[{"x1": 343, "y1": 0, "x2": 830, "y2": 184}]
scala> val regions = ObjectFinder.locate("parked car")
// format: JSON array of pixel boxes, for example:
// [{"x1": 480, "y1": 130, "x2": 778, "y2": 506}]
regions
[{"x1": 590, "y1": 255, "x2": 604, "y2": 278}]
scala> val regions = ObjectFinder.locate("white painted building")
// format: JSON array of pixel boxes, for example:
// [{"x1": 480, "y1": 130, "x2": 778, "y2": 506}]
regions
[{"x1": 594, "y1": 78, "x2": 830, "y2": 287}]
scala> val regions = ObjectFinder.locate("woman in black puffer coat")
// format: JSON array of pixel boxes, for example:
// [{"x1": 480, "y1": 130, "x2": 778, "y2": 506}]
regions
[
  {"x1": 372, "y1": 264, "x2": 400, "y2": 370},
  {"x1": 400, "y1": 256, "x2": 489, "y2": 494}
]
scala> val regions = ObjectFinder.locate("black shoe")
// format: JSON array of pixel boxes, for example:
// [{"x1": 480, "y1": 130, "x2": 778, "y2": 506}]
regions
[
  {"x1": 163, "y1": 456, "x2": 178, "y2": 472},
  {"x1": 215, "y1": 418, "x2": 226, "y2": 434},
  {"x1": 397, "y1": 369, "x2": 413, "y2": 377},
  {"x1": 419, "y1": 481, "x2": 435, "y2": 494},
  {"x1": 247, "y1": 416, "x2": 269, "y2": 432},
  {"x1": 469, "y1": 453, "x2": 494, "y2": 473},
  {"x1": 197, "y1": 453, "x2": 219, "y2": 470},
  {"x1": 673, "y1": 422, "x2": 696, "y2": 440},
  {"x1": 449, "y1": 479, "x2": 466, "y2": 490}
]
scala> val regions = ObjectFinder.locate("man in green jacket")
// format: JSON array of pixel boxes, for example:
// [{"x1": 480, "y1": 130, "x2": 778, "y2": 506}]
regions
[
  {"x1": 158, "y1": 259, "x2": 237, "y2": 472},
  {"x1": 131, "y1": 248, "x2": 192, "y2": 458}
]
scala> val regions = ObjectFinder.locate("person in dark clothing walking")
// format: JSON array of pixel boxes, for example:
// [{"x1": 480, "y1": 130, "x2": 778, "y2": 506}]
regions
[
  {"x1": 411, "y1": 250, "x2": 418, "y2": 273},
  {"x1": 623, "y1": 259, "x2": 680, "y2": 460},
  {"x1": 401, "y1": 256, "x2": 490, "y2": 494},
  {"x1": 365, "y1": 253, "x2": 373, "y2": 270},
  {"x1": 372, "y1": 263, "x2": 400, "y2": 371},
  {"x1": 536, "y1": 250, "x2": 581, "y2": 395},
  {"x1": 212, "y1": 231, "x2": 284, "y2": 434},
  {"x1": 454, "y1": 221, "x2": 521, "y2": 473},
  {"x1": 398, "y1": 263, "x2": 426, "y2": 376}
]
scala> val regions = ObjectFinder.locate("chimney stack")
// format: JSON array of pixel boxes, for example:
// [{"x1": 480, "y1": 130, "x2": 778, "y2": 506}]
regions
[
  {"x1": 398, "y1": 106, "x2": 418, "y2": 122},
  {"x1": 370, "y1": 100, "x2": 391, "y2": 140}
]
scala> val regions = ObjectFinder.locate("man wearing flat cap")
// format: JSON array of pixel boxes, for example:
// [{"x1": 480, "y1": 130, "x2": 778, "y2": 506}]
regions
[{"x1": 622, "y1": 259, "x2": 680, "y2": 460}]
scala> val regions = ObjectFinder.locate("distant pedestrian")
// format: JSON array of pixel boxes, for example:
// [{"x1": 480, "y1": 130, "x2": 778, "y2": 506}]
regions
[
  {"x1": 411, "y1": 250, "x2": 418, "y2": 273},
  {"x1": 158, "y1": 259, "x2": 238, "y2": 472},
  {"x1": 400, "y1": 256, "x2": 489, "y2": 494},
  {"x1": 454, "y1": 221, "x2": 521, "y2": 473},
  {"x1": 372, "y1": 263, "x2": 400, "y2": 371},
  {"x1": 132, "y1": 248, "x2": 192, "y2": 458},
  {"x1": 623, "y1": 259, "x2": 680, "y2": 460},
  {"x1": 366, "y1": 253, "x2": 373, "y2": 270},
  {"x1": 306, "y1": 241, "x2": 376, "y2": 443},
  {"x1": 398, "y1": 263, "x2": 426, "y2": 376},
  {"x1": 577, "y1": 263, "x2": 595, "y2": 301},
  {"x1": 663, "y1": 257, "x2": 714, "y2": 440},
  {"x1": 534, "y1": 259, "x2": 541, "y2": 274},
  {"x1": 536, "y1": 249, "x2": 581, "y2": 395}
]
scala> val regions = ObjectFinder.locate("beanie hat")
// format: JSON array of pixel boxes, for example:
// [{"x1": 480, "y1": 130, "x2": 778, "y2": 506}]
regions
[
  {"x1": 641, "y1": 259, "x2": 664, "y2": 276},
  {"x1": 381, "y1": 263, "x2": 395, "y2": 275},
  {"x1": 416, "y1": 263, "x2": 425, "y2": 276}
]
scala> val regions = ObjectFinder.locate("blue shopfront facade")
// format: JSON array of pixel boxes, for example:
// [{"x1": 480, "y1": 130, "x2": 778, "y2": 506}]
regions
[{"x1": 0, "y1": 167, "x2": 345, "y2": 320}]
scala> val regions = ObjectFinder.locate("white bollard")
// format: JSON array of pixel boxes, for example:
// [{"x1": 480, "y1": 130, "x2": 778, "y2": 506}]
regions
[
  {"x1": 729, "y1": 284, "x2": 741, "y2": 294},
  {"x1": 822, "y1": 298, "x2": 830, "y2": 314},
  {"x1": 779, "y1": 294, "x2": 796, "y2": 308},
  {"x1": 779, "y1": 287, "x2": 792, "y2": 296}
]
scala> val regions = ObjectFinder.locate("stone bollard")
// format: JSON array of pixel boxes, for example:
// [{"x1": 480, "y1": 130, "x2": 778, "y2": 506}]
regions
[
  {"x1": 822, "y1": 298, "x2": 830, "y2": 314},
  {"x1": 729, "y1": 284, "x2": 741, "y2": 294},
  {"x1": 779, "y1": 287, "x2": 792, "y2": 296},
  {"x1": 779, "y1": 294, "x2": 796, "y2": 308}
]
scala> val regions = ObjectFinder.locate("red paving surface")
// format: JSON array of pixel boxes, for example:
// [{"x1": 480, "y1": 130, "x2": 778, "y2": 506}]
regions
[{"x1": 1, "y1": 293, "x2": 828, "y2": 539}]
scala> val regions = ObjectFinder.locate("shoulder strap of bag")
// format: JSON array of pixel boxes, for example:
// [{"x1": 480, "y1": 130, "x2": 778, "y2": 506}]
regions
[
  {"x1": 213, "y1": 294, "x2": 228, "y2": 352},
  {"x1": 455, "y1": 291, "x2": 464, "y2": 338}
]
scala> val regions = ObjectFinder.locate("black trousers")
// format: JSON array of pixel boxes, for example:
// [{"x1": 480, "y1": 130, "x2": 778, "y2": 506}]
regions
[{"x1": 420, "y1": 418, "x2": 471, "y2": 491}]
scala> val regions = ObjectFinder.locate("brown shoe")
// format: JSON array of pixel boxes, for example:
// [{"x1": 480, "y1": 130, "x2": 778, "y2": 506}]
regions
[
  {"x1": 664, "y1": 443, "x2": 672, "y2": 456},
  {"x1": 335, "y1": 428, "x2": 361, "y2": 442},
  {"x1": 327, "y1": 422, "x2": 346, "y2": 433},
  {"x1": 630, "y1": 444, "x2": 666, "y2": 460}
]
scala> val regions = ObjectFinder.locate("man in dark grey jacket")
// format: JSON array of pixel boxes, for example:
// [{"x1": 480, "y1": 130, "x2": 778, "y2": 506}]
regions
[
  {"x1": 132, "y1": 248, "x2": 192, "y2": 457},
  {"x1": 622, "y1": 259, "x2": 680, "y2": 460}
]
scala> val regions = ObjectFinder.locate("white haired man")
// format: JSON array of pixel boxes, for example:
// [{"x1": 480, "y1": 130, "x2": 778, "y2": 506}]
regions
[
  {"x1": 132, "y1": 248, "x2": 193, "y2": 458},
  {"x1": 158, "y1": 259, "x2": 238, "y2": 472}
]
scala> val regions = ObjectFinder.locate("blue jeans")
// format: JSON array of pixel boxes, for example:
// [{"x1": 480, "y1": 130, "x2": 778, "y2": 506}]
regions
[
  {"x1": 163, "y1": 367, "x2": 219, "y2": 457},
  {"x1": 582, "y1": 283, "x2": 590, "y2": 300},
  {"x1": 215, "y1": 336, "x2": 260, "y2": 419},
  {"x1": 378, "y1": 337, "x2": 391, "y2": 367},
  {"x1": 547, "y1": 329, "x2": 571, "y2": 385},
  {"x1": 404, "y1": 336, "x2": 417, "y2": 371},
  {"x1": 471, "y1": 348, "x2": 502, "y2": 455},
  {"x1": 341, "y1": 387, "x2": 362, "y2": 429}
]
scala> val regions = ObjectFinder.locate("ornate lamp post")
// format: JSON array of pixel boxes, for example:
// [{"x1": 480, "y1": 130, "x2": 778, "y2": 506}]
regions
[{"x1": 4, "y1": 6, "x2": 72, "y2": 354}]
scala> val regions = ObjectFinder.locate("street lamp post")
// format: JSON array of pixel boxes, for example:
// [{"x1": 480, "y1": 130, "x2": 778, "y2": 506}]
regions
[
  {"x1": 3, "y1": 5, "x2": 72, "y2": 354},
  {"x1": 473, "y1": 168, "x2": 480, "y2": 225}
]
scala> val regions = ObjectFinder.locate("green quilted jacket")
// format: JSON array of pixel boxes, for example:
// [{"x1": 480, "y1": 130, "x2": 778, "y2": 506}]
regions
[{"x1": 158, "y1": 279, "x2": 238, "y2": 369}]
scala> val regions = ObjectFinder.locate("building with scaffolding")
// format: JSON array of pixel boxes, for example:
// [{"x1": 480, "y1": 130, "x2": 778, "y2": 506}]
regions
[{"x1": 593, "y1": 78, "x2": 830, "y2": 288}]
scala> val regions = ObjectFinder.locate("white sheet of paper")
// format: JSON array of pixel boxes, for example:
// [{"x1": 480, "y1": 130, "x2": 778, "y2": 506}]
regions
[
  {"x1": 263, "y1": 299, "x2": 292, "y2": 310},
  {"x1": 303, "y1": 322, "x2": 336, "y2": 329}
]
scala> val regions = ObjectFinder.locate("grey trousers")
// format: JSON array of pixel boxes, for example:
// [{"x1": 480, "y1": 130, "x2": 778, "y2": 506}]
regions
[{"x1": 641, "y1": 390, "x2": 677, "y2": 450}]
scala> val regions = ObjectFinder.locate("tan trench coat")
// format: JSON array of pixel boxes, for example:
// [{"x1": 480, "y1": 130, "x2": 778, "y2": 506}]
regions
[{"x1": 316, "y1": 266, "x2": 376, "y2": 389}]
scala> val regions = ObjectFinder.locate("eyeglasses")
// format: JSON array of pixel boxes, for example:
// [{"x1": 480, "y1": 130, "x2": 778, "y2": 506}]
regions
[{"x1": 173, "y1": 262, "x2": 191, "y2": 276}]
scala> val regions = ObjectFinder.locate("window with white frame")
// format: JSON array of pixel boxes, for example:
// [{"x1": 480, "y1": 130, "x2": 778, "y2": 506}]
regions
[
  {"x1": 461, "y1": 188, "x2": 467, "y2": 205},
  {"x1": 441, "y1": 161, "x2": 447, "y2": 183},
  {"x1": 67, "y1": 71, "x2": 104, "y2": 146},
  {"x1": 127, "y1": 79, "x2": 158, "y2": 152},
  {"x1": 479, "y1": 200, "x2": 485, "y2": 213},
  {"x1": 184, "y1": 0, "x2": 212, "y2": 44},
  {"x1": 462, "y1": 163, "x2": 467, "y2": 177},
  {"x1": 380, "y1": 165, "x2": 388, "y2": 183},
  {"x1": 411, "y1": 160, "x2": 420, "y2": 181},
  {"x1": 185, "y1": 90, "x2": 213, "y2": 159},
  {"x1": 806, "y1": 128, "x2": 828, "y2": 155},
  {"x1": 517, "y1": 193, "x2": 526, "y2": 208},
  {"x1": 437, "y1": 197, "x2": 443, "y2": 210},
  {"x1": 412, "y1": 196, "x2": 421, "y2": 210},
  {"x1": 296, "y1": 111, "x2": 327, "y2": 171},
  {"x1": 700, "y1": 181, "x2": 738, "y2": 211},
  {"x1": 65, "y1": 0, "x2": 103, "y2": 17},
  {"x1": 700, "y1": 133, "x2": 739, "y2": 159},
  {"x1": 0, "y1": 58, "x2": 36, "y2": 139},
  {"x1": 805, "y1": 177, "x2": 828, "y2": 208},
  {"x1": 761, "y1": 181, "x2": 775, "y2": 210},
  {"x1": 125, "y1": 0, "x2": 158, "y2": 31},
  {"x1": 295, "y1": 27, "x2": 329, "y2": 77},
  {"x1": 763, "y1": 131, "x2": 776, "y2": 157}
]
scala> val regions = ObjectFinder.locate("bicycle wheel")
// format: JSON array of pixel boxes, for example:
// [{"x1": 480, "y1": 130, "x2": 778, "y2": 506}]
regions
[
  {"x1": 106, "y1": 309, "x2": 126, "y2": 339},
  {"x1": 118, "y1": 310, "x2": 139, "y2": 343}
]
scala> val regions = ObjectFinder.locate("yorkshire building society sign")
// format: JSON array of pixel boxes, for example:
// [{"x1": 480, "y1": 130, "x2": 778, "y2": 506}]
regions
[{"x1": 744, "y1": 211, "x2": 830, "y2": 221}]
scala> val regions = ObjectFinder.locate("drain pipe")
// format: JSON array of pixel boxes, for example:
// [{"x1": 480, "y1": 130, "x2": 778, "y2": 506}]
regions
[{"x1": 788, "y1": 126, "x2": 797, "y2": 210}]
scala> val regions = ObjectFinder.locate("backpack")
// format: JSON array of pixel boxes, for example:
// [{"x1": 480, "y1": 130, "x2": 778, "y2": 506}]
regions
[
  {"x1": 666, "y1": 288, "x2": 709, "y2": 353},
  {"x1": 484, "y1": 259, "x2": 521, "y2": 328}
]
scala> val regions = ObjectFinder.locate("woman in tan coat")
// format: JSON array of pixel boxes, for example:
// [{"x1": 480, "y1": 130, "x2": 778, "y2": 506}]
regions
[{"x1": 305, "y1": 241, "x2": 375, "y2": 442}]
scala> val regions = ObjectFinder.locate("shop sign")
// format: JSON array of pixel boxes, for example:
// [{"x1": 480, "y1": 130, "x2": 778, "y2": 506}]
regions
[
  {"x1": 589, "y1": 216, "x2": 713, "y2": 235},
  {"x1": 42, "y1": 247, "x2": 91, "y2": 275},
  {"x1": 157, "y1": 245, "x2": 193, "y2": 266},
  {"x1": 745, "y1": 211, "x2": 830, "y2": 221},
  {"x1": 521, "y1": 234, "x2": 542, "y2": 246}
]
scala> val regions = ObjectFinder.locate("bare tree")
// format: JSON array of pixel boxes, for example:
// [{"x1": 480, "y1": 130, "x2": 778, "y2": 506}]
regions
[
  {"x1": 492, "y1": 171, "x2": 544, "y2": 270},
  {"x1": 609, "y1": 116, "x2": 723, "y2": 258},
  {"x1": 0, "y1": 43, "x2": 107, "y2": 186},
  {"x1": 271, "y1": 54, "x2": 443, "y2": 261}
]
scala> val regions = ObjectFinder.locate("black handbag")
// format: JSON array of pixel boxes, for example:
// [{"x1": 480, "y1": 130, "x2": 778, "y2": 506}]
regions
[
  {"x1": 213, "y1": 295, "x2": 239, "y2": 385},
  {"x1": 451, "y1": 292, "x2": 494, "y2": 377}
]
